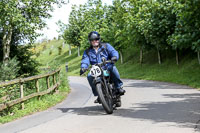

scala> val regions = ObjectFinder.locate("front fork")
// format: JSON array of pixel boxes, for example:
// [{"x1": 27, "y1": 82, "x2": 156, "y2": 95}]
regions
[{"x1": 94, "y1": 76, "x2": 112, "y2": 98}]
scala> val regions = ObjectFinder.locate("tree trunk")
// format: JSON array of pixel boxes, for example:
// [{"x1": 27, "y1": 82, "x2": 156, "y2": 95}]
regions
[
  {"x1": 140, "y1": 47, "x2": 143, "y2": 64},
  {"x1": 176, "y1": 49, "x2": 179, "y2": 65},
  {"x1": 77, "y1": 46, "x2": 80, "y2": 57},
  {"x1": 198, "y1": 51, "x2": 200, "y2": 65},
  {"x1": 157, "y1": 48, "x2": 161, "y2": 64},
  {"x1": 119, "y1": 51, "x2": 123, "y2": 64},
  {"x1": 69, "y1": 44, "x2": 71, "y2": 56},
  {"x1": 2, "y1": 27, "x2": 13, "y2": 66}
]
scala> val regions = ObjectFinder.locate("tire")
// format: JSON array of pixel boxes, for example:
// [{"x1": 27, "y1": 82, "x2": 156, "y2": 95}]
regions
[{"x1": 96, "y1": 83, "x2": 113, "y2": 114}]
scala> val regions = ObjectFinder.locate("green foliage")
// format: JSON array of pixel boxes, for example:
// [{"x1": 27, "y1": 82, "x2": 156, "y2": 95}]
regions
[
  {"x1": 135, "y1": 1, "x2": 175, "y2": 49},
  {"x1": 62, "y1": 5, "x2": 84, "y2": 48},
  {"x1": 0, "y1": 57, "x2": 19, "y2": 81},
  {"x1": 63, "y1": 0, "x2": 109, "y2": 49},
  {"x1": 101, "y1": 0, "x2": 128, "y2": 51},
  {"x1": 0, "y1": 0, "x2": 66, "y2": 65},
  {"x1": 56, "y1": 20, "x2": 67, "y2": 38},
  {"x1": 168, "y1": 0, "x2": 200, "y2": 53},
  {"x1": 10, "y1": 45, "x2": 39, "y2": 77},
  {"x1": 0, "y1": 58, "x2": 20, "y2": 106},
  {"x1": 0, "y1": 0, "x2": 65, "y2": 43},
  {"x1": 61, "y1": 0, "x2": 200, "y2": 64}
]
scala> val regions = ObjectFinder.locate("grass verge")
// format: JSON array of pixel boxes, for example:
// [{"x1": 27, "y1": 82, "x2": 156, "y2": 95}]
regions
[{"x1": 0, "y1": 84, "x2": 69, "y2": 124}]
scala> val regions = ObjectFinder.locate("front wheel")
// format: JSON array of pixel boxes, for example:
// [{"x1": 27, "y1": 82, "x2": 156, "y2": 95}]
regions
[{"x1": 96, "y1": 83, "x2": 113, "y2": 114}]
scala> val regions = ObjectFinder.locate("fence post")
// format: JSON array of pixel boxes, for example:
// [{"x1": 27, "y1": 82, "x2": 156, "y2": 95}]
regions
[
  {"x1": 20, "y1": 79, "x2": 24, "y2": 110},
  {"x1": 53, "y1": 74, "x2": 56, "y2": 85},
  {"x1": 46, "y1": 76, "x2": 50, "y2": 89},
  {"x1": 58, "y1": 70, "x2": 61, "y2": 83},
  {"x1": 35, "y1": 79, "x2": 40, "y2": 100}
]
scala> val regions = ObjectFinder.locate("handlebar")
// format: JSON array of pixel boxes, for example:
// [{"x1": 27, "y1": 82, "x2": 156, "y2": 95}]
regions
[
  {"x1": 80, "y1": 60, "x2": 112, "y2": 76},
  {"x1": 97, "y1": 60, "x2": 112, "y2": 67}
]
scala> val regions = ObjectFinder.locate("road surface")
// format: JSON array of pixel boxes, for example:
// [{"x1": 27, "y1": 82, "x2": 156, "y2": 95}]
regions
[{"x1": 0, "y1": 76, "x2": 200, "y2": 133}]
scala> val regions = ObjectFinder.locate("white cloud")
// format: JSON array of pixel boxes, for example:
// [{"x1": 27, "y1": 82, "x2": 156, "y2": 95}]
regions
[{"x1": 37, "y1": 0, "x2": 112, "y2": 41}]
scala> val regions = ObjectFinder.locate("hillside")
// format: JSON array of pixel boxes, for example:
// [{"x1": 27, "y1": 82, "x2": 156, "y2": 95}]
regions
[
  {"x1": 34, "y1": 39, "x2": 200, "y2": 89},
  {"x1": 33, "y1": 39, "x2": 82, "y2": 75}
]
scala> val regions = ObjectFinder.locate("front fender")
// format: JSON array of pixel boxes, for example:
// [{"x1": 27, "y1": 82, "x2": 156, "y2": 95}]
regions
[{"x1": 93, "y1": 77, "x2": 102, "y2": 85}]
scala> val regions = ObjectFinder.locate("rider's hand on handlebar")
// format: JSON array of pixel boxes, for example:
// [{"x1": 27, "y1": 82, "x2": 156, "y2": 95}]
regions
[
  {"x1": 111, "y1": 56, "x2": 117, "y2": 63},
  {"x1": 80, "y1": 68, "x2": 87, "y2": 75}
]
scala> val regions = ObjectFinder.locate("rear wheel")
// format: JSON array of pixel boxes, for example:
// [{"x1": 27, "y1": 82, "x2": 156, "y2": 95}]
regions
[{"x1": 96, "y1": 83, "x2": 113, "y2": 114}]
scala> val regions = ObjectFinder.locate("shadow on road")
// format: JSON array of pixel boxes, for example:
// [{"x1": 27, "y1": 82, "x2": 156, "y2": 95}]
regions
[
  {"x1": 57, "y1": 92, "x2": 200, "y2": 130},
  {"x1": 116, "y1": 93, "x2": 200, "y2": 129},
  {"x1": 123, "y1": 81, "x2": 193, "y2": 90},
  {"x1": 58, "y1": 105, "x2": 106, "y2": 116}
]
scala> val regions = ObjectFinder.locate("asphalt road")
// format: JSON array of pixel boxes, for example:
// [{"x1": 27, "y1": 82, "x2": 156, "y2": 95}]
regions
[{"x1": 0, "y1": 76, "x2": 200, "y2": 133}]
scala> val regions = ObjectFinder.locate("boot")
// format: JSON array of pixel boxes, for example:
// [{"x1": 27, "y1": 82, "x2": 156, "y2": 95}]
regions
[
  {"x1": 117, "y1": 87, "x2": 125, "y2": 95},
  {"x1": 94, "y1": 97, "x2": 101, "y2": 104}
]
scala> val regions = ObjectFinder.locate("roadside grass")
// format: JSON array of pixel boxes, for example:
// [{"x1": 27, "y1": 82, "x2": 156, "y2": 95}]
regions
[
  {"x1": 0, "y1": 88, "x2": 69, "y2": 124},
  {"x1": 117, "y1": 61, "x2": 200, "y2": 88}
]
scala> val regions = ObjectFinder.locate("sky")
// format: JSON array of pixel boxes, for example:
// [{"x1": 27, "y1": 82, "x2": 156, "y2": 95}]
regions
[{"x1": 37, "y1": 0, "x2": 113, "y2": 41}]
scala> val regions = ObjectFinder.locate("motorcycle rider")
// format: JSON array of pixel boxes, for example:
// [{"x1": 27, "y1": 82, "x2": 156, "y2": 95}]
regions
[{"x1": 80, "y1": 31, "x2": 125, "y2": 103}]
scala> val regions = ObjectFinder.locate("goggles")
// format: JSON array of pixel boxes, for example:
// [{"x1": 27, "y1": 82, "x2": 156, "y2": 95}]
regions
[{"x1": 90, "y1": 38, "x2": 100, "y2": 41}]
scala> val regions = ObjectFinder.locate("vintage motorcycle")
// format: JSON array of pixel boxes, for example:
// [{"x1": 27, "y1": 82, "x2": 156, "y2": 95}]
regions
[{"x1": 86, "y1": 58, "x2": 122, "y2": 114}]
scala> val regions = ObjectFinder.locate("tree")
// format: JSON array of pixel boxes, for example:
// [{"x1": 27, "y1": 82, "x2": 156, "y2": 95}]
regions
[
  {"x1": 80, "y1": 0, "x2": 108, "y2": 49},
  {"x1": 0, "y1": 0, "x2": 65, "y2": 65},
  {"x1": 123, "y1": 0, "x2": 150, "y2": 64},
  {"x1": 63, "y1": 5, "x2": 86, "y2": 57},
  {"x1": 56, "y1": 20, "x2": 67, "y2": 39},
  {"x1": 63, "y1": 26, "x2": 73, "y2": 56},
  {"x1": 133, "y1": 0, "x2": 176, "y2": 64},
  {"x1": 94, "y1": 0, "x2": 129, "y2": 64},
  {"x1": 63, "y1": 0, "x2": 108, "y2": 57},
  {"x1": 168, "y1": 0, "x2": 200, "y2": 65}
]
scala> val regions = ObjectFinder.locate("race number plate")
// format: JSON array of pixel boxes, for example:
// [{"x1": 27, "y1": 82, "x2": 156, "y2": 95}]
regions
[{"x1": 90, "y1": 65, "x2": 102, "y2": 77}]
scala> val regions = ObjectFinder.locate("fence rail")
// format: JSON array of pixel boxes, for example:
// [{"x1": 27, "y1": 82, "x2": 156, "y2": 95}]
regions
[{"x1": 0, "y1": 68, "x2": 61, "y2": 111}]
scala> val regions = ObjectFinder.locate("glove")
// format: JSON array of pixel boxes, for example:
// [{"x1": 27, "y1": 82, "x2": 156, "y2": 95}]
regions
[
  {"x1": 80, "y1": 68, "x2": 87, "y2": 75},
  {"x1": 111, "y1": 56, "x2": 117, "y2": 63}
]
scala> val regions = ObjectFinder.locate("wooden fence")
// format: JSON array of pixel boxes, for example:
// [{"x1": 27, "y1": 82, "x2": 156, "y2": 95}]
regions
[{"x1": 0, "y1": 68, "x2": 61, "y2": 111}]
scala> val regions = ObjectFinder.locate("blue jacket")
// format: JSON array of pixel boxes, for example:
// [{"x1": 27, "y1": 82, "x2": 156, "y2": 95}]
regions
[{"x1": 81, "y1": 43, "x2": 119, "y2": 69}]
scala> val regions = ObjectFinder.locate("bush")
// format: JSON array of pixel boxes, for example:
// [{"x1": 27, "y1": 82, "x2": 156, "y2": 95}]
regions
[
  {"x1": 10, "y1": 45, "x2": 39, "y2": 77},
  {"x1": 0, "y1": 57, "x2": 20, "y2": 82}
]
